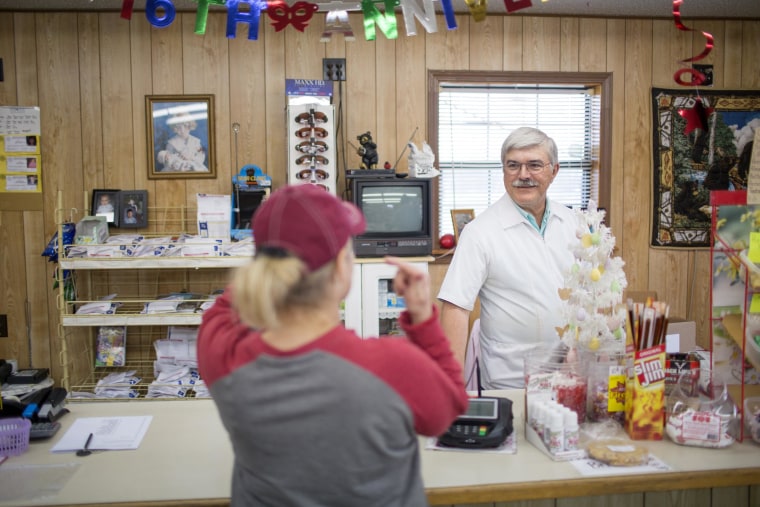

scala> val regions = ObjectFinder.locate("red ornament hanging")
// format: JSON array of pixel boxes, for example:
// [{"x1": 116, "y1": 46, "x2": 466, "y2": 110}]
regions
[{"x1": 672, "y1": 0, "x2": 714, "y2": 86}]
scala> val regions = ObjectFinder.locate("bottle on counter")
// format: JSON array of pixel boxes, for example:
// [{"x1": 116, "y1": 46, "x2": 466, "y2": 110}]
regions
[
  {"x1": 547, "y1": 411, "x2": 564, "y2": 453},
  {"x1": 563, "y1": 408, "x2": 580, "y2": 451}
]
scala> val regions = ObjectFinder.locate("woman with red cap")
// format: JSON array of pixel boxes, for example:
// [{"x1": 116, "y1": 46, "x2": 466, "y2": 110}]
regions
[{"x1": 197, "y1": 183, "x2": 467, "y2": 507}]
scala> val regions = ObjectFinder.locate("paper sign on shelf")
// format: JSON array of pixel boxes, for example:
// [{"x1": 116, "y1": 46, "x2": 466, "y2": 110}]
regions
[{"x1": 748, "y1": 231, "x2": 760, "y2": 263}]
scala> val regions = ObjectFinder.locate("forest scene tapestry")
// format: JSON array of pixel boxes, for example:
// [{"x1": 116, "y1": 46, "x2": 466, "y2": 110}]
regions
[{"x1": 651, "y1": 88, "x2": 760, "y2": 248}]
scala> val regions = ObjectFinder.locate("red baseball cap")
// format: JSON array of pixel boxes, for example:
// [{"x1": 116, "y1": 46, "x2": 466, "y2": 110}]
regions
[{"x1": 253, "y1": 184, "x2": 366, "y2": 272}]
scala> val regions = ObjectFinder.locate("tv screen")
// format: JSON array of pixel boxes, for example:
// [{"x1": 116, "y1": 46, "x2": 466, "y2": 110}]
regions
[
  {"x1": 350, "y1": 177, "x2": 432, "y2": 257},
  {"x1": 361, "y1": 185, "x2": 424, "y2": 234}
]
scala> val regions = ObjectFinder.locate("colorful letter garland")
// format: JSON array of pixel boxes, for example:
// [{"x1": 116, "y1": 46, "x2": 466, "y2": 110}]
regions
[{"x1": 119, "y1": 0, "x2": 536, "y2": 40}]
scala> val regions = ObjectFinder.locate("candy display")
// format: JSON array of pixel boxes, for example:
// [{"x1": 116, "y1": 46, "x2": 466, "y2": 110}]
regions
[
  {"x1": 586, "y1": 351, "x2": 626, "y2": 425},
  {"x1": 525, "y1": 348, "x2": 587, "y2": 425},
  {"x1": 555, "y1": 381, "x2": 588, "y2": 425}
]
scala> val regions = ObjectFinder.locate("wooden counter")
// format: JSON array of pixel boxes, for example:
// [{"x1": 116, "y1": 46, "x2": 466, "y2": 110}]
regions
[{"x1": 0, "y1": 391, "x2": 758, "y2": 507}]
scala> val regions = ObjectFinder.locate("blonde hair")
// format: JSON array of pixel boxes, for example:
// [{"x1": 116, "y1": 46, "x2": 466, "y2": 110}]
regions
[{"x1": 231, "y1": 255, "x2": 336, "y2": 329}]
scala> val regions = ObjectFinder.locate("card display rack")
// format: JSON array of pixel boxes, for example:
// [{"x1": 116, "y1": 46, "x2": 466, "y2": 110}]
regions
[{"x1": 54, "y1": 191, "x2": 249, "y2": 399}]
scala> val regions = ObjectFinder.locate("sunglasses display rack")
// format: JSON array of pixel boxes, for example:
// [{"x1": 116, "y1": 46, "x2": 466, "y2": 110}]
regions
[{"x1": 287, "y1": 104, "x2": 336, "y2": 194}]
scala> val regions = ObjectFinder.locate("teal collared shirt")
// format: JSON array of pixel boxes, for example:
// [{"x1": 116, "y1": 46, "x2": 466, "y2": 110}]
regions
[{"x1": 514, "y1": 200, "x2": 551, "y2": 236}]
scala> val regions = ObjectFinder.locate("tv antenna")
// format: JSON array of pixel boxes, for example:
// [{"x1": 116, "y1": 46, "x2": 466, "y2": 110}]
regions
[{"x1": 391, "y1": 126, "x2": 419, "y2": 172}]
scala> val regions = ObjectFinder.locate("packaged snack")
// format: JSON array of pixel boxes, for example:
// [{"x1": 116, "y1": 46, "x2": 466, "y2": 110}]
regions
[
  {"x1": 587, "y1": 438, "x2": 649, "y2": 466},
  {"x1": 665, "y1": 352, "x2": 700, "y2": 397},
  {"x1": 625, "y1": 343, "x2": 666, "y2": 440},
  {"x1": 95, "y1": 326, "x2": 126, "y2": 367}
]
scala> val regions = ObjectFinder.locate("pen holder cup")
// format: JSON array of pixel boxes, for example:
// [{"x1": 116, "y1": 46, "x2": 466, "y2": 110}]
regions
[
  {"x1": 0, "y1": 417, "x2": 31, "y2": 457},
  {"x1": 524, "y1": 348, "x2": 587, "y2": 425}
]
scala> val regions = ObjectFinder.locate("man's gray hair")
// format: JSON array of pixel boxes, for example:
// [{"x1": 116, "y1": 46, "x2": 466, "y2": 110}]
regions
[{"x1": 501, "y1": 127, "x2": 558, "y2": 166}]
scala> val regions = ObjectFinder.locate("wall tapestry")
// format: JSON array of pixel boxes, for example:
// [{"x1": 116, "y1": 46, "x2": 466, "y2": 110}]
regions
[{"x1": 651, "y1": 88, "x2": 760, "y2": 248}]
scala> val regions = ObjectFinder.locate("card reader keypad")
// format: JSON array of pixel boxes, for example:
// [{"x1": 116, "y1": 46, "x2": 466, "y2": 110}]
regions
[{"x1": 451, "y1": 424, "x2": 488, "y2": 437}]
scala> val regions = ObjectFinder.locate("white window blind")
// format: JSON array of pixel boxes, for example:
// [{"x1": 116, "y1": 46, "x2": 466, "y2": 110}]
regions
[{"x1": 438, "y1": 84, "x2": 600, "y2": 236}]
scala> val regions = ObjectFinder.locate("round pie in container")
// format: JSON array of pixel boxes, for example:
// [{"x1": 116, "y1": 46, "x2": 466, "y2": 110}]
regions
[{"x1": 587, "y1": 439, "x2": 649, "y2": 466}]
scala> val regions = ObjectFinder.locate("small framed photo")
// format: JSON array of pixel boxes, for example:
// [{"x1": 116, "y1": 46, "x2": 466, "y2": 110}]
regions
[
  {"x1": 146, "y1": 94, "x2": 216, "y2": 179},
  {"x1": 92, "y1": 189, "x2": 121, "y2": 226},
  {"x1": 451, "y1": 209, "x2": 475, "y2": 244},
  {"x1": 119, "y1": 190, "x2": 148, "y2": 229}
]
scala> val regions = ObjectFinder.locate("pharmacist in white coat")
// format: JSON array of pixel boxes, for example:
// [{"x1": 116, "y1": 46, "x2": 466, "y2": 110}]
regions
[{"x1": 438, "y1": 127, "x2": 579, "y2": 389}]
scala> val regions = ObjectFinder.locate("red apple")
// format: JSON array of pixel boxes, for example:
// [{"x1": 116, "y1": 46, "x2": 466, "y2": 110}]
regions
[{"x1": 440, "y1": 233, "x2": 455, "y2": 249}]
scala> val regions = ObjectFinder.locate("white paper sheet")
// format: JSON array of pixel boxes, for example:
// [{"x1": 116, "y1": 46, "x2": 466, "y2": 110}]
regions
[
  {"x1": 50, "y1": 415, "x2": 152, "y2": 453},
  {"x1": 570, "y1": 454, "x2": 671, "y2": 476},
  {"x1": 196, "y1": 193, "x2": 231, "y2": 241}
]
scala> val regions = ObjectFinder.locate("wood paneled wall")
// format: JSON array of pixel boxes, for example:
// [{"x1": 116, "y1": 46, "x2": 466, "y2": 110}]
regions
[{"x1": 1, "y1": 11, "x2": 759, "y2": 384}]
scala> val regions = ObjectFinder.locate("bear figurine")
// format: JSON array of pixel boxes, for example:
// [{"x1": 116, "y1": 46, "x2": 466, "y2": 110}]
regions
[{"x1": 356, "y1": 131, "x2": 379, "y2": 170}]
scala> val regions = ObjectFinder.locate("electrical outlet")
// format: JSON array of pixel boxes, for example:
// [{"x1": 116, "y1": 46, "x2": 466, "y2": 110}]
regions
[
  {"x1": 323, "y1": 58, "x2": 346, "y2": 82},
  {"x1": 0, "y1": 314, "x2": 7, "y2": 337},
  {"x1": 693, "y1": 64, "x2": 713, "y2": 86}
]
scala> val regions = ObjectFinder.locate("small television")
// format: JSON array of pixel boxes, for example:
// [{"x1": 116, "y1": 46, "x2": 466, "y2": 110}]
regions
[{"x1": 349, "y1": 176, "x2": 433, "y2": 257}]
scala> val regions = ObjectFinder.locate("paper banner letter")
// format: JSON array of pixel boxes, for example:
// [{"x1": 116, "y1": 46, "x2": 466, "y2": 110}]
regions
[
  {"x1": 195, "y1": 0, "x2": 227, "y2": 34},
  {"x1": 320, "y1": 10, "x2": 356, "y2": 42},
  {"x1": 226, "y1": 0, "x2": 267, "y2": 40},
  {"x1": 121, "y1": 0, "x2": 135, "y2": 20},
  {"x1": 361, "y1": 0, "x2": 400, "y2": 41},
  {"x1": 146, "y1": 0, "x2": 177, "y2": 28},
  {"x1": 503, "y1": 0, "x2": 532, "y2": 13},
  {"x1": 439, "y1": 0, "x2": 457, "y2": 30},
  {"x1": 267, "y1": 0, "x2": 319, "y2": 32},
  {"x1": 464, "y1": 0, "x2": 487, "y2": 22},
  {"x1": 399, "y1": 0, "x2": 437, "y2": 36}
]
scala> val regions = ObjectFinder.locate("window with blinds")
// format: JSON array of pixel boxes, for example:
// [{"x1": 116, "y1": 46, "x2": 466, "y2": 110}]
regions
[{"x1": 437, "y1": 83, "x2": 601, "y2": 237}]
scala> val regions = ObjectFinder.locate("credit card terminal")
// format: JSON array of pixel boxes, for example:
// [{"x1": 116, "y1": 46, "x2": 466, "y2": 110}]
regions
[{"x1": 437, "y1": 396, "x2": 513, "y2": 449}]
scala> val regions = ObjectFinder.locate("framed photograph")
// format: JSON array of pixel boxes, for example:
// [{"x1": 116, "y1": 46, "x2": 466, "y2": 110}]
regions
[
  {"x1": 451, "y1": 209, "x2": 475, "y2": 244},
  {"x1": 92, "y1": 189, "x2": 121, "y2": 226},
  {"x1": 146, "y1": 94, "x2": 216, "y2": 179},
  {"x1": 119, "y1": 190, "x2": 148, "y2": 229}
]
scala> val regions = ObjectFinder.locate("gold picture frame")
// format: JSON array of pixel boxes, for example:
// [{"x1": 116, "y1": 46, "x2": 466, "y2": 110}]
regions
[
  {"x1": 146, "y1": 94, "x2": 216, "y2": 179},
  {"x1": 451, "y1": 209, "x2": 475, "y2": 243}
]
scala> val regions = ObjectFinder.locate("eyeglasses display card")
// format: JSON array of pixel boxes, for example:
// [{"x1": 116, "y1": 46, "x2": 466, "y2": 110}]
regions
[{"x1": 287, "y1": 104, "x2": 336, "y2": 194}]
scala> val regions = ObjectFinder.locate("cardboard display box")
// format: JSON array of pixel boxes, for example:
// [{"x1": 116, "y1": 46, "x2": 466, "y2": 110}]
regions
[{"x1": 665, "y1": 318, "x2": 697, "y2": 354}]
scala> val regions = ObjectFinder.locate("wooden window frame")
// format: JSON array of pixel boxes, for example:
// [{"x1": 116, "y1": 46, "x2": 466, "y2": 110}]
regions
[{"x1": 427, "y1": 70, "x2": 613, "y2": 241}]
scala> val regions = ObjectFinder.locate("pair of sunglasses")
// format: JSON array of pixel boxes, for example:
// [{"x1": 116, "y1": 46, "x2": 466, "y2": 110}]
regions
[
  {"x1": 294, "y1": 111, "x2": 328, "y2": 125},
  {"x1": 295, "y1": 140, "x2": 328, "y2": 153},
  {"x1": 297, "y1": 168, "x2": 330, "y2": 181},
  {"x1": 295, "y1": 126, "x2": 328, "y2": 139},
  {"x1": 295, "y1": 154, "x2": 329, "y2": 166}
]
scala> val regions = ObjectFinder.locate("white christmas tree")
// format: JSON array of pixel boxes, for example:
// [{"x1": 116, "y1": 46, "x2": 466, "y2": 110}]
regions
[{"x1": 557, "y1": 200, "x2": 628, "y2": 352}]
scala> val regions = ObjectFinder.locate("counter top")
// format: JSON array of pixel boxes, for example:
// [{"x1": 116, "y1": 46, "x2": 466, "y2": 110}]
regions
[{"x1": 1, "y1": 391, "x2": 758, "y2": 507}]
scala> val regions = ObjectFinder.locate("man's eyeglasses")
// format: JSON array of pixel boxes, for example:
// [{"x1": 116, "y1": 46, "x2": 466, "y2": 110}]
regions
[{"x1": 504, "y1": 161, "x2": 551, "y2": 174}]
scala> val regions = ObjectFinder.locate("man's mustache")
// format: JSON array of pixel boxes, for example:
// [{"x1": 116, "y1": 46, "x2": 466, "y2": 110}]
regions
[{"x1": 512, "y1": 179, "x2": 538, "y2": 188}]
